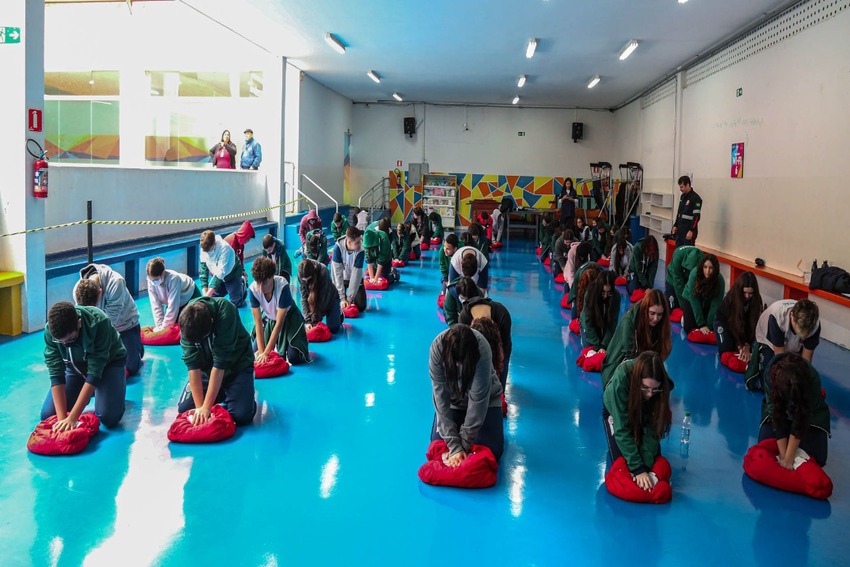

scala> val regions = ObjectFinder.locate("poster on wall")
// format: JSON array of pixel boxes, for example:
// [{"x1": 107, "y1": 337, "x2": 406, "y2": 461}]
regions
[{"x1": 731, "y1": 142, "x2": 744, "y2": 178}]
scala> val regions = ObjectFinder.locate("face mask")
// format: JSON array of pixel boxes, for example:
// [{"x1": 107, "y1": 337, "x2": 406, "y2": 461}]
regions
[{"x1": 150, "y1": 278, "x2": 163, "y2": 287}]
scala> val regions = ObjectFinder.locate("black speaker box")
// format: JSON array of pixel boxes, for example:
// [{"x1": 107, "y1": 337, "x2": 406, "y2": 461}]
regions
[
  {"x1": 404, "y1": 117, "x2": 416, "y2": 136},
  {"x1": 571, "y1": 122, "x2": 583, "y2": 142}
]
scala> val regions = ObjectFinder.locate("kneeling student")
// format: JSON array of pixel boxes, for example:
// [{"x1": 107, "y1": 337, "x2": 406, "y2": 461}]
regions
[
  {"x1": 581, "y1": 271, "x2": 621, "y2": 353},
  {"x1": 681, "y1": 254, "x2": 725, "y2": 334},
  {"x1": 331, "y1": 226, "x2": 367, "y2": 313},
  {"x1": 146, "y1": 257, "x2": 201, "y2": 332},
  {"x1": 298, "y1": 258, "x2": 343, "y2": 333},
  {"x1": 249, "y1": 257, "x2": 310, "y2": 365}
]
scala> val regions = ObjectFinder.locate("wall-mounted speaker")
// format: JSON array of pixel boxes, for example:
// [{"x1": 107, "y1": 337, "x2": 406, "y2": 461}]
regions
[
  {"x1": 404, "y1": 117, "x2": 416, "y2": 137},
  {"x1": 571, "y1": 122, "x2": 583, "y2": 143}
]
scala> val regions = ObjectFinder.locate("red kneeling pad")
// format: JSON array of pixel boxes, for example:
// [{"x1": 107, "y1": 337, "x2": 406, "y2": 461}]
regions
[
  {"x1": 543, "y1": 257, "x2": 551, "y2": 266},
  {"x1": 560, "y1": 295, "x2": 571, "y2": 310},
  {"x1": 536, "y1": 246, "x2": 542, "y2": 256},
  {"x1": 437, "y1": 294, "x2": 446, "y2": 309},
  {"x1": 306, "y1": 322, "x2": 332, "y2": 342},
  {"x1": 501, "y1": 392, "x2": 507, "y2": 417},
  {"x1": 615, "y1": 276, "x2": 627, "y2": 287},
  {"x1": 687, "y1": 329, "x2": 717, "y2": 345},
  {"x1": 409, "y1": 251, "x2": 417, "y2": 260},
  {"x1": 254, "y1": 351, "x2": 290, "y2": 378},
  {"x1": 670, "y1": 308, "x2": 683, "y2": 323},
  {"x1": 630, "y1": 288, "x2": 646, "y2": 303},
  {"x1": 420, "y1": 241, "x2": 430, "y2": 251},
  {"x1": 167, "y1": 404, "x2": 236, "y2": 444},
  {"x1": 605, "y1": 456, "x2": 672, "y2": 504},
  {"x1": 430, "y1": 237, "x2": 442, "y2": 245},
  {"x1": 743, "y1": 438, "x2": 833, "y2": 500},
  {"x1": 364, "y1": 277, "x2": 389, "y2": 291},
  {"x1": 342, "y1": 304, "x2": 360, "y2": 318},
  {"x1": 418, "y1": 440, "x2": 498, "y2": 488},
  {"x1": 720, "y1": 351, "x2": 748, "y2": 373},
  {"x1": 569, "y1": 318, "x2": 580, "y2": 335},
  {"x1": 554, "y1": 273, "x2": 565, "y2": 284},
  {"x1": 598, "y1": 257, "x2": 611, "y2": 268},
  {"x1": 492, "y1": 241, "x2": 503, "y2": 249},
  {"x1": 141, "y1": 324, "x2": 181, "y2": 346},
  {"x1": 392, "y1": 259, "x2": 406, "y2": 268},
  {"x1": 27, "y1": 413, "x2": 100, "y2": 456},
  {"x1": 576, "y1": 346, "x2": 606, "y2": 372}
]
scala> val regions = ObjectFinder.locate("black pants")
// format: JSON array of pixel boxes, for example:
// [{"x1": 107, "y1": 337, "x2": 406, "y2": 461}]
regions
[
  {"x1": 665, "y1": 282, "x2": 679, "y2": 311},
  {"x1": 758, "y1": 422, "x2": 828, "y2": 467},
  {"x1": 430, "y1": 406, "x2": 505, "y2": 462},
  {"x1": 713, "y1": 320, "x2": 742, "y2": 355},
  {"x1": 178, "y1": 368, "x2": 256, "y2": 426},
  {"x1": 344, "y1": 279, "x2": 367, "y2": 312},
  {"x1": 411, "y1": 244, "x2": 422, "y2": 259},
  {"x1": 120, "y1": 324, "x2": 145, "y2": 376},
  {"x1": 681, "y1": 297, "x2": 711, "y2": 333}
]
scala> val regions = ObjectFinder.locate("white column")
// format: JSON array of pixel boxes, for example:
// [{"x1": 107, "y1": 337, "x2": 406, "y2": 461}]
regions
[
  {"x1": 0, "y1": 0, "x2": 47, "y2": 331},
  {"x1": 264, "y1": 56, "x2": 286, "y2": 232}
]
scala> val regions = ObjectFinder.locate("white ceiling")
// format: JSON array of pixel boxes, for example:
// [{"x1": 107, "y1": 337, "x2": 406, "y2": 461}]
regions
[{"x1": 184, "y1": 0, "x2": 798, "y2": 109}]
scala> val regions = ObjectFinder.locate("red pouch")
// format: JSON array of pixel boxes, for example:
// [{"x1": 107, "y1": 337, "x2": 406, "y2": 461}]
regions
[
  {"x1": 501, "y1": 392, "x2": 507, "y2": 417},
  {"x1": 392, "y1": 259, "x2": 406, "y2": 268},
  {"x1": 167, "y1": 404, "x2": 237, "y2": 443},
  {"x1": 605, "y1": 456, "x2": 672, "y2": 504},
  {"x1": 743, "y1": 438, "x2": 833, "y2": 500},
  {"x1": 630, "y1": 288, "x2": 646, "y2": 303},
  {"x1": 687, "y1": 329, "x2": 717, "y2": 345},
  {"x1": 418, "y1": 440, "x2": 498, "y2": 488},
  {"x1": 560, "y1": 295, "x2": 571, "y2": 310},
  {"x1": 409, "y1": 251, "x2": 417, "y2": 260},
  {"x1": 543, "y1": 257, "x2": 551, "y2": 266},
  {"x1": 554, "y1": 273, "x2": 565, "y2": 284},
  {"x1": 254, "y1": 351, "x2": 290, "y2": 378},
  {"x1": 364, "y1": 277, "x2": 389, "y2": 291},
  {"x1": 342, "y1": 304, "x2": 360, "y2": 318},
  {"x1": 437, "y1": 294, "x2": 446, "y2": 309},
  {"x1": 141, "y1": 324, "x2": 181, "y2": 346},
  {"x1": 492, "y1": 241, "x2": 503, "y2": 249},
  {"x1": 536, "y1": 246, "x2": 542, "y2": 256},
  {"x1": 670, "y1": 308, "x2": 684, "y2": 323},
  {"x1": 569, "y1": 318, "x2": 580, "y2": 335},
  {"x1": 720, "y1": 351, "x2": 748, "y2": 373},
  {"x1": 420, "y1": 241, "x2": 430, "y2": 251},
  {"x1": 430, "y1": 237, "x2": 442, "y2": 245},
  {"x1": 615, "y1": 276, "x2": 627, "y2": 286},
  {"x1": 598, "y1": 257, "x2": 611, "y2": 268},
  {"x1": 27, "y1": 413, "x2": 100, "y2": 456},
  {"x1": 306, "y1": 322, "x2": 332, "y2": 342}
]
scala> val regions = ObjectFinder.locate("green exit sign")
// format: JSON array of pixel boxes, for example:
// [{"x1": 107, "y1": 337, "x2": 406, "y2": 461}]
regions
[
  {"x1": 0, "y1": 27, "x2": 21, "y2": 44},
  {"x1": 736, "y1": 87, "x2": 743, "y2": 97}
]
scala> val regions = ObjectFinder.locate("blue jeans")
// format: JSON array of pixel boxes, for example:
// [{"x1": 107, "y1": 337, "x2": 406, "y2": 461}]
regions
[
  {"x1": 325, "y1": 299, "x2": 343, "y2": 333},
  {"x1": 177, "y1": 368, "x2": 256, "y2": 426},
  {"x1": 211, "y1": 275, "x2": 246, "y2": 307},
  {"x1": 41, "y1": 360, "x2": 127, "y2": 428},
  {"x1": 430, "y1": 406, "x2": 505, "y2": 462},
  {"x1": 626, "y1": 276, "x2": 643, "y2": 294},
  {"x1": 121, "y1": 324, "x2": 144, "y2": 376}
]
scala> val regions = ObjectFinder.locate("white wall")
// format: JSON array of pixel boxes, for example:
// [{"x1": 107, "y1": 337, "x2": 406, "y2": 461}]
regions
[
  {"x1": 350, "y1": 104, "x2": 617, "y2": 201},
  {"x1": 298, "y1": 75, "x2": 352, "y2": 208}
]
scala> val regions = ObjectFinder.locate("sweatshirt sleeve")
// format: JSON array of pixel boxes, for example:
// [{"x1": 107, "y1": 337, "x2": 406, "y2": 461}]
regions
[
  {"x1": 705, "y1": 274, "x2": 725, "y2": 326},
  {"x1": 84, "y1": 316, "x2": 118, "y2": 383},
  {"x1": 347, "y1": 252, "x2": 365, "y2": 302},
  {"x1": 162, "y1": 280, "x2": 182, "y2": 328},
  {"x1": 300, "y1": 284, "x2": 313, "y2": 323},
  {"x1": 602, "y1": 293, "x2": 621, "y2": 349},
  {"x1": 43, "y1": 331, "x2": 67, "y2": 385},
  {"x1": 458, "y1": 337, "x2": 495, "y2": 453},
  {"x1": 148, "y1": 285, "x2": 165, "y2": 329},
  {"x1": 251, "y1": 142, "x2": 262, "y2": 168},
  {"x1": 604, "y1": 368, "x2": 651, "y2": 474},
  {"x1": 683, "y1": 268, "x2": 706, "y2": 325},
  {"x1": 200, "y1": 260, "x2": 210, "y2": 289},
  {"x1": 331, "y1": 250, "x2": 347, "y2": 301},
  {"x1": 211, "y1": 302, "x2": 240, "y2": 371},
  {"x1": 581, "y1": 291, "x2": 603, "y2": 348},
  {"x1": 430, "y1": 335, "x2": 463, "y2": 455}
]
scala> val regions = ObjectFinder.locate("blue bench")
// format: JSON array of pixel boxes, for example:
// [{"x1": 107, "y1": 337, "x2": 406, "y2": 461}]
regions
[{"x1": 46, "y1": 218, "x2": 278, "y2": 297}]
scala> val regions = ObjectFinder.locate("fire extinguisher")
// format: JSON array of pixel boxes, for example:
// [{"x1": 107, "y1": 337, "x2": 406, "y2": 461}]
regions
[{"x1": 28, "y1": 139, "x2": 49, "y2": 199}]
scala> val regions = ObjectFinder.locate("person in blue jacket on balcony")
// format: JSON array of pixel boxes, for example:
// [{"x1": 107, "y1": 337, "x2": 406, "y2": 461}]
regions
[{"x1": 240, "y1": 129, "x2": 262, "y2": 170}]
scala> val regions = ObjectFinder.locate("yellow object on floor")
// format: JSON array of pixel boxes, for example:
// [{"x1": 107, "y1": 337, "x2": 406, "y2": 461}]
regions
[{"x1": 0, "y1": 271, "x2": 24, "y2": 336}]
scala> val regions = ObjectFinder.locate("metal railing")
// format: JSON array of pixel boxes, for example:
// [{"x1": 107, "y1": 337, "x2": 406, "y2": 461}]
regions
[
  {"x1": 286, "y1": 181, "x2": 318, "y2": 213},
  {"x1": 301, "y1": 174, "x2": 338, "y2": 213},
  {"x1": 358, "y1": 177, "x2": 390, "y2": 212}
]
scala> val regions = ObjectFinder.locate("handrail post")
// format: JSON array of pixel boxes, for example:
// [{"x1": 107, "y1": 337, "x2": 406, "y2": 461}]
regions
[
  {"x1": 301, "y1": 174, "x2": 339, "y2": 213},
  {"x1": 86, "y1": 200, "x2": 93, "y2": 264}
]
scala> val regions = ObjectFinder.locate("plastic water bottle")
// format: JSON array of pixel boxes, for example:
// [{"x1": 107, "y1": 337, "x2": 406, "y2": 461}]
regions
[{"x1": 680, "y1": 411, "x2": 691, "y2": 458}]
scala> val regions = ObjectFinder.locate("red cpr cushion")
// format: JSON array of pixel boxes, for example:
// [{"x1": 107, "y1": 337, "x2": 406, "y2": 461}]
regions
[
  {"x1": 420, "y1": 241, "x2": 430, "y2": 251},
  {"x1": 576, "y1": 346, "x2": 606, "y2": 372},
  {"x1": 720, "y1": 351, "x2": 748, "y2": 373},
  {"x1": 687, "y1": 329, "x2": 717, "y2": 345},
  {"x1": 141, "y1": 324, "x2": 181, "y2": 346},
  {"x1": 492, "y1": 241, "x2": 503, "y2": 249},
  {"x1": 536, "y1": 246, "x2": 542, "y2": 255},
  {"x1": 167, "y1": 404, "x2": 236, "y2": 444},
  {"x1": 560, "y1": 295, "x2": 571, "y2": 310},
  {"x1": 364, "y1": 277, "x2": 389, "y2": 291},
  {"x1": 598, "y1": 257, "x2": 611, "y2": 268},
  {"x1": 392, "y1": 259, "x2": 406, "y2": 268},
  {"x1": 306, "y1": 322, "x2": 332, "y2": 342},
  {"x1": 409, "y1": 251, "x2": 417, "y2": 260},
  {"x1": 543, "y1": 257, "x2": 551, "y2": 266},
  {"x1": 569, "y1": 318, "x2": 580, "y2": 335},
  {"x1": 418, "y1": 440, "x2": 498, "y2": 488},
  {"x1": 342, "y1": 304, "x2": 360, "y2": 318},
  {"x1": 605, "y1": 456, "x2": 672, "y2": 504},
  {"x1": 743, "y1": 438, "x2": 833, "y2": 500},
  {"x1": 430, "y1": 237, "x2": 442, "y2": 245},
  {"x1": 27, "y1": 413, "x2": 100, "y2": 456},
  {"x1": 254, "y1": 351, "x2": 290, "y2": 378},
  {"x1": 615, "y1": 276, "x2": 627, "y2": 286},
  {"x1": 630, "y1": 288, "x2": 646, "y2": 303},
  {"x1": 670, "y1": 308, "x2": 684, "y2": 323},
  {"x1": 501, "y1": 392, "x2": 507, "y2": 417},
  {"x1": 554, "y1": 273, "x2": 565, "y2": 284},
  {"x1": 437, "y1": 294, "x2": 446, "y2": 309}
]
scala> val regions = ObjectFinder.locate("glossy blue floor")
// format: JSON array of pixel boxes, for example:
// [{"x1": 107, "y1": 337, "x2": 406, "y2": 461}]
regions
[{"x1": 1, "y1": 241, "x2": 849, "y2": 566}]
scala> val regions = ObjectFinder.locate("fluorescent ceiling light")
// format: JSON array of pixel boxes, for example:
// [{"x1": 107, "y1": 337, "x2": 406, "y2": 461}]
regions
[
  {"x1": 526, "y1": 39, "x2": 538, "y2": 59},
  {"x1": 392, "y1": 92, "x2": 403, "y2": 102},
  {"x1": 367, "y1": 70, "x2": 381, "y2": 83},
  {"x1": 324, "y1": 33, "x2": 346, "y2": 54},
  {"x1": 517, "y1": 75, "x2": 527, "y2": 88},
  {"x1": 619, "y1": 40, "x2": 639, "y2": 61},
  {"x1": 587, "y1": 75, "x2": 601, "y2": 89},
  {"x1": 512, "y1": 96, "x2": 520, "y2": 105},
  {"x1": 678, "y1": 0, "x2": 688, "y2": 3}
]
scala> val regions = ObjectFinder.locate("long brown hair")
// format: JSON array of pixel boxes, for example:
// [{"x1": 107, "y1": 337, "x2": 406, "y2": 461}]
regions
[
  {"x1": 627, "y1": 352, "x2": 673, "y2": 444},
  {"x1": 587, "y1": 271, "x2": 618, "y2": 336},
  {"x1": 471, "y1": 318, "x2": 503, "y2": 376},
  {"x1": 642, "y1": 235, "x2": 659, "y2": 262},
  {"x1": 725, "y1": 271, "x2": 763, "y2": 346},
  {"x1": 634, "y1": 289, "x2": 671, "y2": 360},
  {"x1": 693, "y1": 254, "x2": 721, "y2": 298},
  {"x1": 298, "y1": 259, "x2": 321, "y2": 317},
  {"x1": 441, "y1": 325, "x2": 482, "y2": 400},
  {"x1": 769, "y1": 353, "x2": 811, "y2": 436},
  {"x1": 576, "y1": 266, "x2": 601, "y2": 316}
]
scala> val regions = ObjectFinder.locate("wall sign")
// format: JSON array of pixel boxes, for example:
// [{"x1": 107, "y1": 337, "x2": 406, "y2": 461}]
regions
[
  {"x1": 28, "y1": 109, "x2": 42, "y2": 132},
  {"x1": 731, "y1": 142, "x2": 744, "y2": 178}
]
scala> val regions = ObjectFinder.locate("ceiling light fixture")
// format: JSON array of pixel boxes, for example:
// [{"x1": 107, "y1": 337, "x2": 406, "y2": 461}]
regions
[
  {"x1": 512, "y1": 96, "x2": 520, "y2": 105},
  {"x1": 517, "y1": 75, "x2": 527, "y2": 88},
  {"x1": 324, "y1": 33, "x2": 346, "y2": 54},
  {"x1": 619, "y1": 40, "x2": 639, "y2": 61},
  {"x1": 587, "y1": 75, "x2": 601, "y2": 89},
  {"x1": 367, "y1": 70, "x2": 381, "y2": 84},
  {"x1": 392, "y1": 92, "x2": 403, "y2": 102},
  {"x1": 678, "y1": 0, "x2": 688, "y2": 3},
  {"x1": 526, "y1": 39, "x2": 538, "y2": 59}
]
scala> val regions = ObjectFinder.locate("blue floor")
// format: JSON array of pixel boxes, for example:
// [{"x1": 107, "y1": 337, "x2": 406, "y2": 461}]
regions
[{"x1": 1, "y1": 241, "x2": 849, "y2": 566}]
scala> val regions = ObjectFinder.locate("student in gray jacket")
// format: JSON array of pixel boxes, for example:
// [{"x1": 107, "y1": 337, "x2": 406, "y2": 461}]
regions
[
  {"x1": 74, "y1": 263, "x2": 143, "y2": 376},
  {"x1": 429, "y1": 325, "x2": 504, "y2": 464}
]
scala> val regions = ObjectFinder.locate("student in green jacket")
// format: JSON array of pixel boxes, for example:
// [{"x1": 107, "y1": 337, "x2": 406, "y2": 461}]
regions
[
  {"x1": 249, "y1": 257, "x2": 310, "y2": 365},
  {"x1": 391, "y1": 223, "x2": 411, "y2": 265},
  {"x1": 682, "y1": 254, "x2": 725, "y2": 335},
  {"x1": 627, "y1": 235, "x2": 659, "y2": 294},
  {"x1": 331, "y1": 212, "x2": 350, "y2": 241},
  {"x1": 665, "y1": 245, "x2": 704, "y2": 312},
  {"x1": 363, "y1": 225, "x2": 398, "y2": 285},
  {"x1": 467, "y1": 222, "x2": 490, "y2": 259},
  {"x1": 262, "y1": 234, "x2": 293, "y2": 281},
  {"x1": 590, "y1": 217, "x2": 611, "y2": 262},
  {"x1": 603, "y1": 351, "x2": 675, "y2": 489},
  {"x1": 439, "y1": 233, "x2": 459, "y2": 295},
  {"x1": 40, "y1": 302, "x2": 128, "y2": 429},
  {"x1": 566, "y1": 255, "x2": 601, "y2": 318},
  {"x1": 428, "y1": 211, "x2": 445, "y2": 241},
  {"x1": 177, "y1": 296, "x2": 256, "y2": 426},
  {"x1": 581, "y1": 271, "x2": 621, "y2": 352},
  {"x1": 601, "y1": 289, "x2": 672, "y2": 389},
  {"x1": 758, "y1": 352, "x2": 830, "y2": 467}
]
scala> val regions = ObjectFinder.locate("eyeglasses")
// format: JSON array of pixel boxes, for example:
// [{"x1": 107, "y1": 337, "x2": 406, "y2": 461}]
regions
[
  {"x1": 640, "y1": 387, "x2": 664, "y2": 394},
  {"x1": 54, "y1": 331, "x2": 79, "y2": 345}
]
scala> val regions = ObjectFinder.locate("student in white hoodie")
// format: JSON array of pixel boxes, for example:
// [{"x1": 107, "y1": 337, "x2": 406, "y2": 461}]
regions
[
  {"x1": 73, "y1": 263, "x2": 143, "y2": 376},
  {"x1": 146, "y1": 257, "x2": 201, "y2": 331},
  {"x1": 199, "y1": 230, "x2": 246, "y2": 307}
]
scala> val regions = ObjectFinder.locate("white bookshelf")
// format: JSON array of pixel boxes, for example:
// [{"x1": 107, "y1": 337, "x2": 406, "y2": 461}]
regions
[
  {"x1": 640, "y1": 190, "x2": 674, "y2": 233},
  {"x1": 422, "y1": 174, "x2": 458, "y2": 229}
]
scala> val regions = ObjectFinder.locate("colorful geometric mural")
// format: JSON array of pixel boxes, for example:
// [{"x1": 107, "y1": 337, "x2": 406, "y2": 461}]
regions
[{"x1": 144, "y1": 136, "x2": 210, "y2": 164}]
